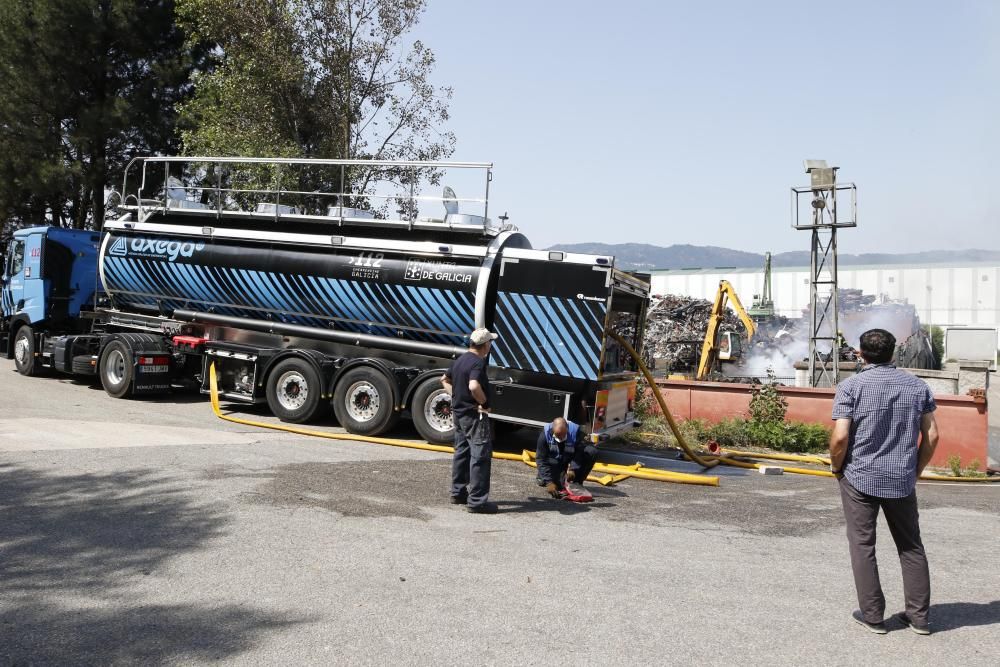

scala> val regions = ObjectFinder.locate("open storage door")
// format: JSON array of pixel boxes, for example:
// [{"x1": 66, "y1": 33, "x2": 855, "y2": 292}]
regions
[
  {"x1": 489, "y1": 253, "x2": 608, "y2": 381},
  {"x1": 590, "y1": 269, "x2": 650, "y2": 441}
]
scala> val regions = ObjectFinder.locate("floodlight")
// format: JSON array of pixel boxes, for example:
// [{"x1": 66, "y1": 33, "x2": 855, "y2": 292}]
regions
[{"x1": 804, "y1": 159, "x2": 837, "y2": 190}]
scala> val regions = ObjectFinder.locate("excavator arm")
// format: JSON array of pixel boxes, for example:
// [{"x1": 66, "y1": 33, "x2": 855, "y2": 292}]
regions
[{"x1": 696, "y1": 280, "x2": 756, "y2": 380}]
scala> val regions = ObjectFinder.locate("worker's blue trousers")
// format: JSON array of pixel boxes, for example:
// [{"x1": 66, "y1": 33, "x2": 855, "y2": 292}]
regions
[{"x1": 451, "y1": 412, "x2": 493, "y2": 508}]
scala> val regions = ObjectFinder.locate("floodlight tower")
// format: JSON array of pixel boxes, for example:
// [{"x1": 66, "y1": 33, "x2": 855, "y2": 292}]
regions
[{"x1": 791, "y1": 161, "x2": 857, "y2": 387}]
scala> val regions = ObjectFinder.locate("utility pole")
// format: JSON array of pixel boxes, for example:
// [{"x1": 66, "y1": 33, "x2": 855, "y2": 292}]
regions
[{"x1": 792, "y1": 161, "x2": 857, "y2": 387}]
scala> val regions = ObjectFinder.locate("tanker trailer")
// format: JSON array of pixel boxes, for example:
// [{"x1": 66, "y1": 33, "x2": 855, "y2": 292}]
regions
[{"x1": 89, "y1": 157, "x2": 650, "y2": 443}]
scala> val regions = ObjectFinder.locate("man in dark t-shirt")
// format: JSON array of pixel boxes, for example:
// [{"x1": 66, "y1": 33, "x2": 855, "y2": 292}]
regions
[{"x1": 442, "y1": 328, "x2": 498, "y2": 514}]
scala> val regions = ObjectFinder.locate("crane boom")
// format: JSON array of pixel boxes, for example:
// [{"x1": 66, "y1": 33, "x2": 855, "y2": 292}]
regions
[{"x1": 696, "y1": 280, "x2": 756, "y2": 380}]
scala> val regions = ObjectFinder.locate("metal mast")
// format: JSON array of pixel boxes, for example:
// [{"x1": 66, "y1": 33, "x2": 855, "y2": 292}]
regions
[
  {"x1": 792, "y1": 161, "x2": 857, "y2": 387},
  {"x1": 749, "y1": 252, "x2": 775, "y2": 321}
]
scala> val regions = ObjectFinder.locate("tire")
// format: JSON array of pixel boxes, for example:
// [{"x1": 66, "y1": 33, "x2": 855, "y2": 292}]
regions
[
  {"x1": 99, "y1": 340, "x2": 135, "y2": 398},
  {"x1": 12, "y1": 325, "x2": 39, "y2": 376},
  {"x1": 333, "y1": 366, "x2": 399, "y2": 436},
  {"x1": 410, "y1": 377, "x2": 454, "y2": 444},
  {"x1": 266, "y1": 358, "x2": 323, "y2": 423},
  {"x1": 72, "y1": 354, "x2": 96, "y2": 375}
]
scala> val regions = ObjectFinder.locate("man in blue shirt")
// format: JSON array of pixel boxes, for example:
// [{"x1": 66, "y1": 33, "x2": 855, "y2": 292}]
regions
[
  {"x1": 535, "y1": 417, "x2": 598, "y2": 498},
  {"x1": 830, "y1": 328, "x2": 939, "y2": 635}
]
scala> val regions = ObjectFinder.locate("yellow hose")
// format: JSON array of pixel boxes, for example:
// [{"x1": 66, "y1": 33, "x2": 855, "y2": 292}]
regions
[
  {"x1": 516, "y1": 449, "x2": 719, "y2": 486},
  {"x1": 720, "y1": 449, "x2": 831, "y2": 466},
  {"x1": 700, "y1": 453, "x2": 1000, "y2": 483},
  {"x1": 208, "y1": 363, "x2": 720, "y2": 487},
  {"x1": 711, "y1": 455, "x2": 836, "y2": 478},
  {"x1": 605, "y1": 330, "x2": 718, "y2": 469},
  {"x1": 918, "y1": 472, "x2": 1000, "y2": 483},
  {"x1": 209, "y1": 363, "x2": 455, "y2": 453}
]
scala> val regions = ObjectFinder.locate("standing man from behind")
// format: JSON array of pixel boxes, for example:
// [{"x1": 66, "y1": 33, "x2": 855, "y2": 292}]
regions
[
  {"x1": 442, "y1": 328, "x2": 499, "y2": 514},
  {"x1": 536, "y1": 417, "x2": 598, "y2": 499},
  {"x1": 829, "y1": 328, "x2": 939, "y2": 636}
]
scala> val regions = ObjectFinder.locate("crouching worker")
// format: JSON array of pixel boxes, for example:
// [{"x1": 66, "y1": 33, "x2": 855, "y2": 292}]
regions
[{"x1": 536, "y1": 418, "x2": 598, "y2": 501}]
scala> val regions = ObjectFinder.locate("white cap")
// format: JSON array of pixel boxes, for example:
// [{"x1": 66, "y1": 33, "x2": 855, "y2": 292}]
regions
[{"x1": 470, "y1": 328, "x2": 498, "y2": 345}]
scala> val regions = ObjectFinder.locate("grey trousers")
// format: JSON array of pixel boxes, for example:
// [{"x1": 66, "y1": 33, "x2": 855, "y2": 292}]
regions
[
  {"x1": 451, "y1": 412, "x2": 493, "y2": 507},
  {"x1": 838, "y1": 477, "x2": 930, "y2": 625}
]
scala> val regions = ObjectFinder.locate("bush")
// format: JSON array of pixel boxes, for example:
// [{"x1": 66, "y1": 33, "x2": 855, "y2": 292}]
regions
[
  {"x1": 944, "y1": 455, "x2": 986, "y2": 478},
  {"x1": 748, "y1": 374, "x2": 788, "y2": 425},
  {"x1": 948, "y1": 454, "x2": 962, "y2": 477}
]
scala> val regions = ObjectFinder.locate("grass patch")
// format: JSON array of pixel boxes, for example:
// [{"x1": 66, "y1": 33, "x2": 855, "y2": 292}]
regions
[
  {"x1": 946, "y1": 454, "x2": 987, "y2": 478},
  {"x1": 624, "y1": 374, "x2": 830, "y2": 455},
  {"x1": 623, "y1": 414, "x2": 830, "y2": 455}
]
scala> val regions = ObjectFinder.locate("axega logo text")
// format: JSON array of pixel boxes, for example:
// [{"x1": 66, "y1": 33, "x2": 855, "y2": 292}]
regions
[
  {"x1": 109, "y1": 236, "x2": 205, "y2": 262},
  {"x1": 403, "y1": 258, "x2": 473, "y2": 284}
]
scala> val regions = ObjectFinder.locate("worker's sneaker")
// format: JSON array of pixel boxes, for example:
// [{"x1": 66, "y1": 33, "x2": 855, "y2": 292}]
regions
[
  {"x1": 449, "y1": 493, "x2": 468, "y2": 505},
  {"x1": 852, "y1": 610, "x2": 887, "y2": 634},
  {"x1": 535, "y1": 477, "x2": 546, "y2": 487},
  {"x1": 467, "y1": 502, "x2": 499, "y2": 514},
  {"x1": 897, "y1": 613, "x2": 931, "y2": 635}
]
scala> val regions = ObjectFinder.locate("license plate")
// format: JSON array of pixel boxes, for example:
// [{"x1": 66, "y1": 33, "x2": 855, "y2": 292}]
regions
[{"x1": 140, "y1": 364, "x2": 169, "y2": 373}]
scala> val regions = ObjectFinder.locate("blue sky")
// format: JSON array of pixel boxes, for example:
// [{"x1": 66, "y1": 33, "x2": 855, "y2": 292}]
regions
[{"x1": 412, "y1": 0, "x2": 999, "y2": 253}]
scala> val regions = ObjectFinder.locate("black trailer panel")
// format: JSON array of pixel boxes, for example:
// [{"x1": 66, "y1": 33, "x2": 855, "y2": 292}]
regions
[{"x1": 490, "y1": 257, "x2": 608, "y2": 381}]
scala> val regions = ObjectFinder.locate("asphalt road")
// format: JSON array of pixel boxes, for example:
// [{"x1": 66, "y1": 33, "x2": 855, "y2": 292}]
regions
[{"x1": 1, "y1": 362, "x2": 998, "y2": 666}]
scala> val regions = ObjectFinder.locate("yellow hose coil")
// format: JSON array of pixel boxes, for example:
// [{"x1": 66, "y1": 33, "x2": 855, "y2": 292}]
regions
[{"x1": 208, "y1": 363, "x2": 720, "y2": 487}]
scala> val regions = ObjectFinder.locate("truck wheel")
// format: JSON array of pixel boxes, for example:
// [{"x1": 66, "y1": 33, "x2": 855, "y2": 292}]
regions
[
  {"x1": 333, "y1": 367, "x2": 399, "y2": 436},
  {"x1": 12, "y1": 325, "x2": 40, "y2": 376},
  {"x1": 100, "y1": 341, "x2": 135, "y2": 398},
  {"x1": 266, "y1": 358, "x2": 322, "y2": 423},
  {"x1": 410, "y1": 378, "x2": 454, "y2": 444}
]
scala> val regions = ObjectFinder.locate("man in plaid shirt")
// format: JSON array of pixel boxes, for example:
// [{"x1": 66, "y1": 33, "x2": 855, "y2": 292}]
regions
[{"x1": 829, "y1": 328, "x2": 939, "y2": 636}]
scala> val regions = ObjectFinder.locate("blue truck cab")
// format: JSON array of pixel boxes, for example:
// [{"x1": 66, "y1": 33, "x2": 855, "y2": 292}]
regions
[{"x1": 1, "y1": 226, "x2": 103, "y2": 375}]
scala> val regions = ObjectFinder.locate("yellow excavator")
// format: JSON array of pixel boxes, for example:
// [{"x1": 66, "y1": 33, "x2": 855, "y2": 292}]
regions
[{"x1": 695, "y1": 280, "x2": 757, "y2": 380}]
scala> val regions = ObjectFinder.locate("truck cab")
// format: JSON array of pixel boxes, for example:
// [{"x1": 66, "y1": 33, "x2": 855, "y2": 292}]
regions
[{"x1": 1, "y1": 226, "x2": 103, "y2": 372}]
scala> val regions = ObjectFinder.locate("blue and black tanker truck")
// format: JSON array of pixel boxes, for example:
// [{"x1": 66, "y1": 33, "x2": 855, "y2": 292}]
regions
[{"x1": 1, "y1": 157, "x2": 649, "y2": 443}]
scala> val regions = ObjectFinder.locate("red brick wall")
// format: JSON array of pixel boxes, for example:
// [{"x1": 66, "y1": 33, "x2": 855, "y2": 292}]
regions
[{"x1": 648, "y1": 379, "x2": 987, "y2": 468}]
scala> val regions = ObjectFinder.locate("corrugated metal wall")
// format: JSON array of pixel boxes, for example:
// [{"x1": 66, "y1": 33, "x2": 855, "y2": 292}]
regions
[{"x1": 650, "y1": 264, "x2": 1000, "y2": 330}]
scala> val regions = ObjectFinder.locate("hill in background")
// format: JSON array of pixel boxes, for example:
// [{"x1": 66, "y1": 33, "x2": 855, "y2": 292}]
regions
[{"x1": 546, "y1": 242, "x2": 1000, "y2": 271}]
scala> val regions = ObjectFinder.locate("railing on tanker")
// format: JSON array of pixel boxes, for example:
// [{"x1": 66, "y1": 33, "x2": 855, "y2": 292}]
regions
[{"x1": 117, "y1": 156, "x2": 496, "y2": 232}]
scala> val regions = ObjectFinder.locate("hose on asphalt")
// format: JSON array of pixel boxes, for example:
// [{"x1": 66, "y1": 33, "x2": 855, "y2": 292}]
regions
[
  {"x1": 208, "y1": 363, "x2": 720, "y2": 487},
  {"x1": 605, "y1": 330, "x2": 719, "y2": 469}
]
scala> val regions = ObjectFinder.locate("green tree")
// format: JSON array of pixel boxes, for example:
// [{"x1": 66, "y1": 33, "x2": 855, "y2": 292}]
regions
[
  {"x1": 0, "y1": 1, "x2": 205, "y2": 230},
  {"x1": 176, "y1": 0, "x2": 455, "y2": 215}
]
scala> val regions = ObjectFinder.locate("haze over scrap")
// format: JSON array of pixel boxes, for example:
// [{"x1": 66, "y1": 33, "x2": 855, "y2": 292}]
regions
[{"x1": 415, "y1": 0, "x2": 999, "y2": 255}]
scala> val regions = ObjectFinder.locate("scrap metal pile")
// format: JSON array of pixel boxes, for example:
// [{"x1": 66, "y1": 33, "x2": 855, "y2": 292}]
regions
[
  {"x1": 643, "y1": 294, "x2": 749, "y2": 371},
  {"x1": 643, "y1": 288, "x2": 936, "y2": 376}
]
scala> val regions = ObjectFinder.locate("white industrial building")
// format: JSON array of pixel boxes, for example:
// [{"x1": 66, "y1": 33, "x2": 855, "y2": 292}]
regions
[{"x1": 649, "y1": 261, "x2": 1000, "y2": 331}]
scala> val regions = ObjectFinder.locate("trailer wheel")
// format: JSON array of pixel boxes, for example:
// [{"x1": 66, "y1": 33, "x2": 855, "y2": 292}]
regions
[
  {"x1": 100, "y1": 341, "x2": 135, "y2": 398},
  {"x1": 410, "y1": 378, "x2": 454, "y2": 445},
  {"x1": 333, "y1": 367, "x2": 399, "y2": 436},
  {"x1": 266, "y1": 358, "x2": 323, "y2": 423},
  {"x1": 12, "y1": 325, "x2": 40, "y2": 376}
]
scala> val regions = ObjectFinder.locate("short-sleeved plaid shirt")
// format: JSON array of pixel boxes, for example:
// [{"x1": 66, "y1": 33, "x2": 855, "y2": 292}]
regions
[{"x1": 832, "y1": 363, "x2": 936, "y2": 498}]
